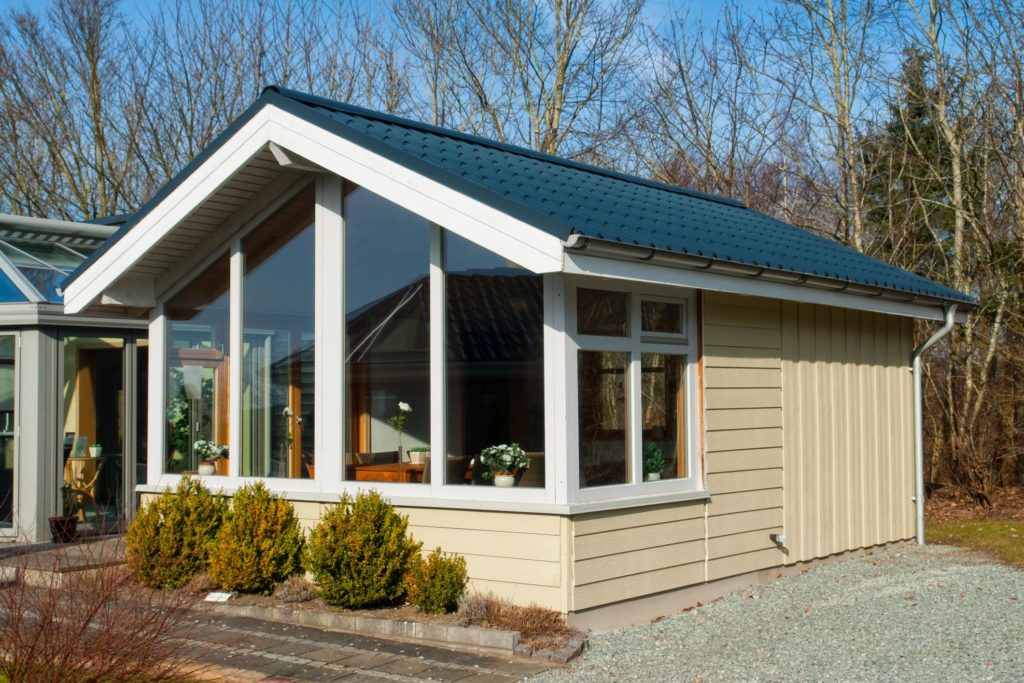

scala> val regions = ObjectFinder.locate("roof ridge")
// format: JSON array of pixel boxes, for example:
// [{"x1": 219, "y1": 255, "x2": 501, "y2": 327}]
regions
[{"x1": 264, "y1": 85, "x2": 748, "y2": 211}]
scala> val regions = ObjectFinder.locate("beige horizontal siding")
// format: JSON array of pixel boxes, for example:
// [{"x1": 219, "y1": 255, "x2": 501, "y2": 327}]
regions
[
  {"x1": 781, "y1": 302, "x2": 915, "y2": 563},
  {"x1": 703, "y1": 293, "x2": 786, "y2": 579},
  {"x1": 570, "y1": 501, "x2": 706, "y2": 611},
  {"x1": 399, "y1": 507, "x2": 566, "y2": 611}
]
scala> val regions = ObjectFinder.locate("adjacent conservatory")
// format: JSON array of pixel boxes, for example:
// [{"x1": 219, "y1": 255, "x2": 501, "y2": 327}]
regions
[
  {"x1": 62, "y1": 88, "x2": 972, "y2": 628},
  {"x1": 0, "y1": 214, "x2": 146, "y2": 543}
]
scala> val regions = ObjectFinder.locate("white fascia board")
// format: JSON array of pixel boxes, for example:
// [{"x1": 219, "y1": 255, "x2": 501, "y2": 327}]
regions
[
  {"x1": 63, "y1": 107, "x2": 278, "y2": 314},
  {"x1": 565, "y1": 252, "x2": 965, "y2": 322},
  {"x1": 65, "y1": 104, "x2": 563, "y2": 313},
  {"x1": 264, "y1": 110, "x2": 563, "y2": 274}
]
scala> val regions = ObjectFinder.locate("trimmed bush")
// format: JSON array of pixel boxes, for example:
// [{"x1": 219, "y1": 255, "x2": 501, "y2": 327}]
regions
[
  {"x1": 304, "y1": 490, "x2": 421, "y2": 608},
  {"x1": 208, "y1": 482, "x2": 304, "y2": 594},
  {"x1": 406, "y1": 548, "x2": 468, "y2": 614},
  {"x1": 125, "y1": 476, "x2": 227, "y2": 589}
]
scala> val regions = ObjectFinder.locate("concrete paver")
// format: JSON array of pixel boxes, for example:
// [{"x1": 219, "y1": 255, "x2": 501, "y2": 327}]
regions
[{"x1": 178, "y1": 612, "x2": 552, "y2": 682}]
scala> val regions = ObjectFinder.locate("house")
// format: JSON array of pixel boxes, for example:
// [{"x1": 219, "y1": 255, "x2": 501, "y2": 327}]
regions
[
  {"x1": 0, "y1": 214, "x2": 147, "y2": 543},
  {"x1": 61, "y1": 87, "x2": 971, "y2": 630}
]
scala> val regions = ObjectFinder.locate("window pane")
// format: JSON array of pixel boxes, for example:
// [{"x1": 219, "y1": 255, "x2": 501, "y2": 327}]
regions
[
  {"x1": 578, "y1": 351, "x2": 630, "y2": 487},
  {"x1": 242, "y1": 185, "x2": 315, "y2": 478},
  {"x1": 641, "y1": 353, "x2": 685, "y2": 481},
  {"x1": 62, "y1": 337, "x2": 125, "y2": 527},
  {"x1": 642, "y1": 300, "x2": 685, "y2": 335},
  {"x1": 165, "y1": 254, "x2": 230, "y2": 474},
  {"x1": 445, "y1": 231, "x2": 545, "y2": 487},
  {"x1": 577, "y1": 288, "x2": 629, "y2": 337},
  {"x1": 345, "y1": 187, "x2": 429, "y2": 484},
  {"x1": 0, "y1": 337, "x2": 13, "y2": 529}
]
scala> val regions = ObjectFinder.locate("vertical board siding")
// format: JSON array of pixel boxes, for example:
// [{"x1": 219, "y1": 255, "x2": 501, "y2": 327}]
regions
[
  {"x1": 781, "y1": 303, "x2": 914, "y2": 563},
  {"x1": 703, "y1": 292, "x2": 786, "y2": 581},
  {"x1": 570, "y1": 502, "x2": 706, "y2": 611}
]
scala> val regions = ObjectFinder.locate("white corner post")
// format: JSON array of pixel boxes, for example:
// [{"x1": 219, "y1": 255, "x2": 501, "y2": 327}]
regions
[{"x1": 911, "y1": 303, "x2": 958, "y2": 545}]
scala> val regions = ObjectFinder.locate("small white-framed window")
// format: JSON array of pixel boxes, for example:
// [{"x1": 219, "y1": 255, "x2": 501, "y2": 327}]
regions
[{"x1": 568, "y1": 278, "x2": 702, "y2": 503}]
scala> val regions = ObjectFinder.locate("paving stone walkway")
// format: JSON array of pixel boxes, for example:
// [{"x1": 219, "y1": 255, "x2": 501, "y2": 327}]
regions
[{"x1": 176, "y1": 612, "x2": 553, "y2": 682}]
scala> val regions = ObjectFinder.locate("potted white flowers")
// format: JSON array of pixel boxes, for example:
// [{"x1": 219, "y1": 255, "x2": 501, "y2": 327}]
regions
[
  {"x1": 194, "y1": 440, "x2": 227, "y2": 475},
  {"x1": 479, "y1": 443, "x2": 529, "y2": 487},
  {"x1": 387, "y1": 401, "x2": 412, "y2": 460},
  {"x1": 89, "y1": 443, "x2": 102, "y2": 458}
]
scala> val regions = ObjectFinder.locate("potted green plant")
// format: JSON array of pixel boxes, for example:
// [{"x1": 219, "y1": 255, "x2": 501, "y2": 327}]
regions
[
  {"x1": 89, "y1": 442, "x2": 102, "y2": 458},
  {"x1": 479, "y1": 443, "x2": 529, "y2": 487},
  {"x1": 194, "y1": 440, "x2": 227, "y2": 475},
  {"x1": 408, "y1": 446, "x2": 430, "y2": 465},
  {"x1": 643, "y1": 442, "x2": 666, "y2": 481}
]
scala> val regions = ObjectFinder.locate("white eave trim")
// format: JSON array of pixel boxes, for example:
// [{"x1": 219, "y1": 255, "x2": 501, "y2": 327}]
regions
[
  {"x1": 63, "y1": 104, "x2": 564, "y2": 314},
  {"x1": 564, "y1": 250, "x2": 968, "y2": 322}
]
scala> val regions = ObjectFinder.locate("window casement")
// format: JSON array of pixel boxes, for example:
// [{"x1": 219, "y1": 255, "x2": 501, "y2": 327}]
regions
[{"x1": 568, "y1": 279, "x2": 703, "y2": 503}]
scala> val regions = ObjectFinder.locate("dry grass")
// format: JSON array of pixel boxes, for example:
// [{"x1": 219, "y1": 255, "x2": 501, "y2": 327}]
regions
[
  {"x1": 457, "y1": 592, "x2": 576, "y2": 650},
  {"x1": 0, "y1": 538, "x2": 201, "y2": 683},
  {"x1": 273, "y1": 574, "x2": 315, "y2": 603}
]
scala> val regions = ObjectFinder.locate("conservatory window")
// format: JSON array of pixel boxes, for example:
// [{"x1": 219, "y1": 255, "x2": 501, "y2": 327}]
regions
[
  {"x1": 344, "y1": 186, "x2": 430, "y2": 484},
  {"x1": 443, "y1": 231, "x2": 545, "y2": 487},
  {"x1": 241, "y1": 185, "x2": 315, "y2": 479},
  {"x1": 164, "y1": 253, "x2": 230, "y2": 474}
]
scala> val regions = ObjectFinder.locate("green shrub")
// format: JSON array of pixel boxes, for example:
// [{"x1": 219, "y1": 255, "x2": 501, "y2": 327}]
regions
[
  {"x1": 304, "y1": 490, "x2": 421, "y2": 608},
  {"x1": 125, "y1": 476, "x2": 227, "y2": 589},
  {"x1": 208, "y1": 482, "x2": 304, "y2": 594},
  {"x1": 406, "y1": 548, "x2": 468, "y2": 614}
]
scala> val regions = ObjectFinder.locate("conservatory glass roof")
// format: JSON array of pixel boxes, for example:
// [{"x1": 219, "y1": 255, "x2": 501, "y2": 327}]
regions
[{"x1": 0, "y1": 219, "x2": 112, "y2": 304}]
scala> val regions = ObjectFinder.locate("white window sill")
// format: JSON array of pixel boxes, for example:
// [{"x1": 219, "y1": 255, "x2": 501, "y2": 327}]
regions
[{"x1": 135, "y1": 482, "x2": 709, "y2": 516}]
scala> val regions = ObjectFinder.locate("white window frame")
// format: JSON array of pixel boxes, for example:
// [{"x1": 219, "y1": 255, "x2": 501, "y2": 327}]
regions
[
  {"x1": 146, "y1": 173, "x2": 560, "y2": 511},
  {"x1": 566, "y1": 276, "x2": 705, "y2": 506}
]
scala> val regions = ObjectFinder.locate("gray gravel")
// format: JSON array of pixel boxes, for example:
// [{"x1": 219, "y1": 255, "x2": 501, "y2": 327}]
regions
[{"x1": 537, "y1": 545, "x2": 1024, "y2": 682}]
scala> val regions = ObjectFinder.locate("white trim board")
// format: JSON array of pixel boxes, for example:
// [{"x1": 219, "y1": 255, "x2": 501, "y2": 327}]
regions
[
  {"x1": 564, "y1": 253, "x2": 965, "y2": 323},
  {"x1": 63, "y1": 104, "x2": 564, "y2": 314}
]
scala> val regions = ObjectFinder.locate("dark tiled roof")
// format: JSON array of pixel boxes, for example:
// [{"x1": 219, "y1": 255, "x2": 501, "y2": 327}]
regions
[{"x1": 65, "y1": 86, "x2": 973, "y2": 305}]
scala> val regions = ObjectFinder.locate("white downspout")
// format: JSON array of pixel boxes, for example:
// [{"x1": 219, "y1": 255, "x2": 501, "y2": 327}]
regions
[{"x1": 911, "y1": 303, "x2": 958, "y2": 544}]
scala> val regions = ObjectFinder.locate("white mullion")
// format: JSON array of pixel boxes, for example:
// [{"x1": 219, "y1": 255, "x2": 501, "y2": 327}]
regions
[
  {"x1": 429, "y1": 225, "x2": 444, "y2": 491},
  {"x1": 228, "y1": 241, "x2": 243, "y2": 479},
  {"x1": 630, "y1": 292, "x2": 643, "y2": 486},
  {"x1": 316, "y1": 175, "x2": 344, "y2": 489},
  {"x1": 545, "y1": 273, "x2": 567, "y2": 505},
  {"x1": 148, "y1": 307, "x2": 166, "y2": 485}
]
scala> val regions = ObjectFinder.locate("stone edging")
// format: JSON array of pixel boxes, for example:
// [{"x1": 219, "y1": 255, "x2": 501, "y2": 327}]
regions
[{"x1": 201, "y1": 602, "x2": 521, "y2": 658}]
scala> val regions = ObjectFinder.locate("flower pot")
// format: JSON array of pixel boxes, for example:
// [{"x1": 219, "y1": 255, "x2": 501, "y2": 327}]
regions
[
  {"x1": 89, "y1": 446, "x2": 102, "y2": 458},
  {"x1": 197, "y1": 462, "x2": 216, "y2": 475},
  {"x1": 409, "y1": 450, "x2": 428, "y2": 465},
  {"x1": 493, "y1": 473, "x2": 515, "y2": 488},
  {"x1": 48, "y1": 515, "x2": 77, "y2": 543},
  {"x1": 645, "y1": 472, "x2": 661, "y2": 482}
]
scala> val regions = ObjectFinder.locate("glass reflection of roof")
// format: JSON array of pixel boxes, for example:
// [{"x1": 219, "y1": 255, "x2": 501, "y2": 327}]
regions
[{"x1": 20, "y1": 267, "x2": 64, "y2": 302}]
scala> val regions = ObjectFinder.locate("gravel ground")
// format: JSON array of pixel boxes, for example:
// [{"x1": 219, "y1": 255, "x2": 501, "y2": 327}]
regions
[{"x1": 537, "y1": 545, "x2": 1024, "y2": 682}]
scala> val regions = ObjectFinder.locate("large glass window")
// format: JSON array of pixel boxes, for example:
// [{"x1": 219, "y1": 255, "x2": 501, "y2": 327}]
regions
[
  {"x1": 345, "y1": 187, "x2": 430, "y2": 484},
  {"x1": 444, "y1": 232, "x2": 545, "y2": 487},
  {"x1": 61, "y1": 336, "x2": 125, "y2": 526},
  {"x1": 578, "y1": 351, "x2": 630, "y2": 487},
  {"x1": 0, "y1": 337, "x2": 13, "y2": 530},
  {"x1": 241, "y1": 186, "x2": 315, "y2": 478},
  {"x1": 165, "y1": 254, "x2": 230, "y2": 474}
]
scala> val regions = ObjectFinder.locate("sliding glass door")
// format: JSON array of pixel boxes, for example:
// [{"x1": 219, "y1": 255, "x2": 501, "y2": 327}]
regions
[
  {"x1": 0, "y1": 336, "x2": 15, "y2": 533},
  {"x1": 60, "y1": 332, "x2": 146, "y2": 529}
]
